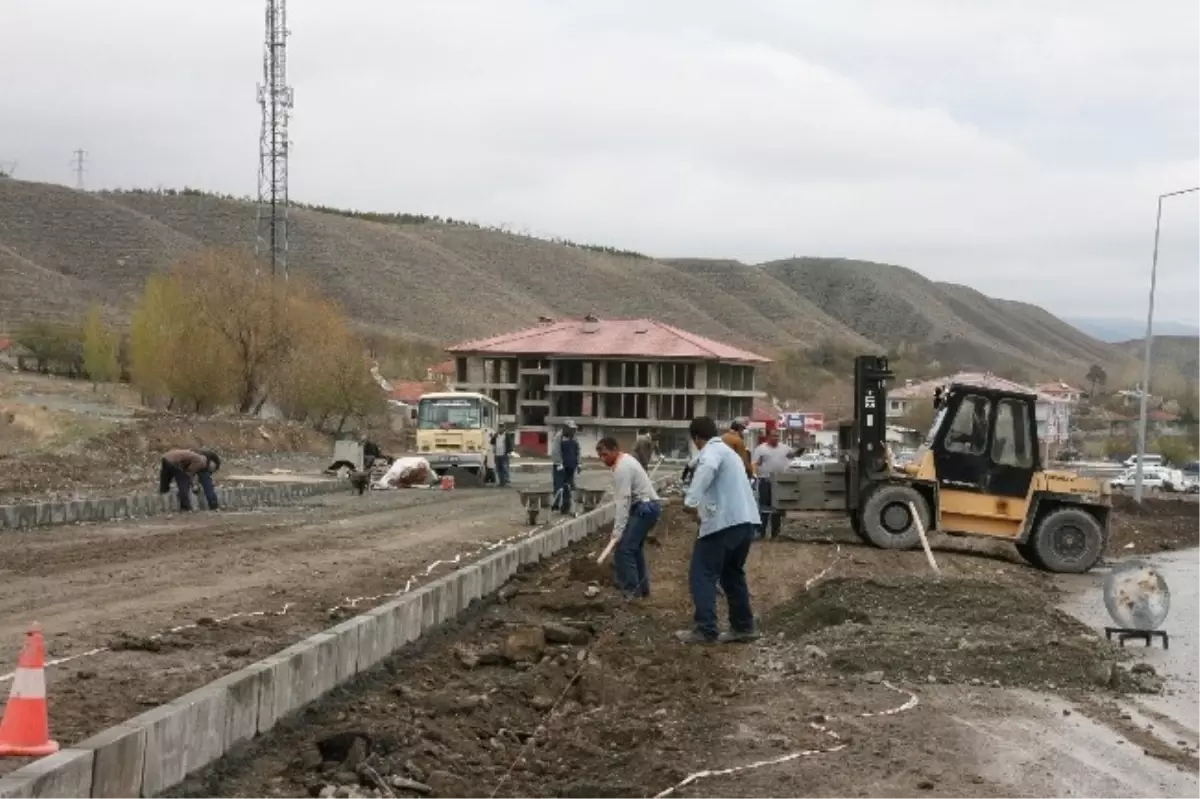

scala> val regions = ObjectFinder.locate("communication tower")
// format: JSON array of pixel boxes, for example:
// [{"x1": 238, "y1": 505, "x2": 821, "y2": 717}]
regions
[{"x1": 254, "y1": 0, "x2": 293, "y2": 278}]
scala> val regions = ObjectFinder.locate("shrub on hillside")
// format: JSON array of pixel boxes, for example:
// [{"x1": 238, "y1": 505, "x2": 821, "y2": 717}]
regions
[
  {"x1": 81, "y1": 304, "x2": 120, "y2": 388},
  {"x1": 14, "y1": 319, "x2": 82, "y2": 376},
  {"x1": 128, "y1": 248, "x2": 384, "y2": 429}
]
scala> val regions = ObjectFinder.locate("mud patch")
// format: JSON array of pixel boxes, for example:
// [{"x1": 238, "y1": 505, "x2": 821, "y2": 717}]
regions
[{"x1": 765, "y1": 577, "x2": 1119, "y2": 691}]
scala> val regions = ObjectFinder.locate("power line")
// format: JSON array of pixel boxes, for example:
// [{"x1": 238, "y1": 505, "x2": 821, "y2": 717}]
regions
[
  {"x1": 71, "y1": 149, "x2": 87, "y2": 190},
  {"x1": 254, "y1": 0, "x2": 293, "y2": 279}
]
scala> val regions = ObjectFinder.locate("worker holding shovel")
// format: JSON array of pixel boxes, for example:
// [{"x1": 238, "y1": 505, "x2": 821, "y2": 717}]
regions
[{"x1": 596, "y1": 436, "x2": 662, "y2": 599}]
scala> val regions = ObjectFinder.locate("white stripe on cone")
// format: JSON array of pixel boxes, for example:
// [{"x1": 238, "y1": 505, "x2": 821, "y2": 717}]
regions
[{"x1": 8, "y1": 667, "x2": 46, "y2": 699}]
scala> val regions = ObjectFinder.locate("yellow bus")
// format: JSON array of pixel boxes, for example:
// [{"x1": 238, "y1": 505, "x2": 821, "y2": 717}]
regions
[{"x1": 415, "y1": 391, "x2": 499, "y2": 482}]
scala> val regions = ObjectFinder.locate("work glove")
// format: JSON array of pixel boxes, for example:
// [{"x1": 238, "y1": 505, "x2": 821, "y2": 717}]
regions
[{"x1": 554, "y1": 463, "x2": 563, "y2": 471}]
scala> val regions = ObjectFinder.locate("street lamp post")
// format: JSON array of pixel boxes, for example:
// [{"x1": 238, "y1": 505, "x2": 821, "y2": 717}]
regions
[{"x1": 1133, "y1": 186, "x2": 1200, "y2": 503}]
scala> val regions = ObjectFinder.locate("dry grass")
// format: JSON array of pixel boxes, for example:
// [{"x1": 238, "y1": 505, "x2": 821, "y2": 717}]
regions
[{"x1": 0, "y1": 178, "x2": 1154, "y2": 384}]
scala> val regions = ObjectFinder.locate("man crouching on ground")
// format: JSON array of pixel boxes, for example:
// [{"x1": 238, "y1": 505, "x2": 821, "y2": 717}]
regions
[
  {"x1": 597, "y1": 436, "x2": 662, "y2": 599},
  {"x1": 159, "y1": 448, "x2": 221, "y2": 511},
  {"x1": 678, "y1": 416, "x2": 761, "y2": 645}
]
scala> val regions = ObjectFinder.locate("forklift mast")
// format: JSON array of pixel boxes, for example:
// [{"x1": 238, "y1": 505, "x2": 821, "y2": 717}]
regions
[{"x1": 838, "y1": 355, "x2": 895, "y2": 510}]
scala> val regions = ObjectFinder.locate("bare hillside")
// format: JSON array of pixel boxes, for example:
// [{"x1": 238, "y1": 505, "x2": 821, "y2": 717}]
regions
[
  {"x1": 0, "y1": 178, "x2": 1131, "y2": 381},
  {"x1": 762, "y1": 257, "x2": 1133, "y2": 377}
]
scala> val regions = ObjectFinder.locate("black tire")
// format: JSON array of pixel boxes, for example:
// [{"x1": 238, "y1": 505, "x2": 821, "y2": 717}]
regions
[
  {"x1": 1030, "y1": 507, "x2": 1105, "y2": 574},
  {"x1": 860, "y1": 483, "x2": 932, "y2": 550},
  {"x1": 1014, "y1": 541, "x2": 1043, "y2": 568},
  {"x1": 849, "y1": 512, "x2": 870, "y2": 543}
]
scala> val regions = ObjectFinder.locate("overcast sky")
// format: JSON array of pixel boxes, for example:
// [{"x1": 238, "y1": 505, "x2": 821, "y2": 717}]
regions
[{"x1": 4, "y1": 0, "x2": 1198, "y2": 325}]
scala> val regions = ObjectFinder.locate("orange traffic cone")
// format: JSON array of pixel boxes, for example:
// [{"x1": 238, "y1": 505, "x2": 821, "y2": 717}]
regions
[{"x1": 0, "y1": 624, "x2": 59, "y2": 757}]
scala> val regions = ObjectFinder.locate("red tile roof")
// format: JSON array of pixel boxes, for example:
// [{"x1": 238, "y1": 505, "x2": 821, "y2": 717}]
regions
[
  {"x1": 390, "y1": 380, "x2": 441, "y2": 404},
  {"x1": 1147, "y1": 409, "x2": 1180, "y2": 423},
  {"x1": 0, "y1": 338, "x2": 10, "y2": 352},
  {"x1": 447, "y1": 318, "x2": 769, "y2": 363}
]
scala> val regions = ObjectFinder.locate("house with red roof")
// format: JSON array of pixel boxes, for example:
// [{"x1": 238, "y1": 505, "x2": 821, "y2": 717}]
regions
[
  {"x1": 888, "y1": 371, "x2": 1074, "y2": 452},
  {"x1": 446, "y1": 315, "x2": 769, "y2": 456}
]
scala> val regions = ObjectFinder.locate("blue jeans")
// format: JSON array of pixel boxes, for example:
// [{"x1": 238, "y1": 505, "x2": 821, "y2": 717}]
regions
[
  {"x1": 613, "y1": 502, "x2": 661, "y2": 597},
  {"x1": 196, "y1": 471, "x2": 219, "y2": 509},
  {"x1": 689, "y1": 522, "x2": 756, "y2": 639},
  {"x1": 159, "y1": 461, "x2": 218, "y2": 511},
  {"x1": 494, "y1": 455, "x2": 510, "y2": 486}
]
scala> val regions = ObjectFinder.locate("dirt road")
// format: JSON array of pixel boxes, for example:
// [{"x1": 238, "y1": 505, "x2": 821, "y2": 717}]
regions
[
  {"x1": 0, "y1": 471, "x2": 610, "y2": 775},
  {"x1": 176, "y1": 503, "x2": 1198, "y2": 799}
]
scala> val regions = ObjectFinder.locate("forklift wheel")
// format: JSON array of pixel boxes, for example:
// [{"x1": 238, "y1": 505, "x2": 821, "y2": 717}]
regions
[
  {"x1": 1029, "y1": 507, "x2": 1105, "y2": 574},
  {"x1": 1014, "y1": 541, "x2": 1043, "y2": 569},
  {"x1": 849, "y1": 512, "x2": 870, "y2": 543},
  {"x1": 860, "y1": 484, "x2": 931, "y2": 550}
]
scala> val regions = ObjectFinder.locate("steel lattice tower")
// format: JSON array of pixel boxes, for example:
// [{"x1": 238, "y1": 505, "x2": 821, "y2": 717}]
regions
[{"x1": 254, "y1": 0, "x2": 293, "y2": 278}]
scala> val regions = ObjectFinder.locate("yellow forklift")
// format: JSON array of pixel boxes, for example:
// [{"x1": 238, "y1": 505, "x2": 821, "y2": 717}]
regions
[{"x1": 778, "y1": 355, "x2": 1112, "y2": 573}]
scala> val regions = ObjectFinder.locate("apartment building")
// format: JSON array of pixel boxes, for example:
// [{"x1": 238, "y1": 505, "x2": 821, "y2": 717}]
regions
[{"x1": 446, "y1": 316, "x2": 769, "y2": 456}]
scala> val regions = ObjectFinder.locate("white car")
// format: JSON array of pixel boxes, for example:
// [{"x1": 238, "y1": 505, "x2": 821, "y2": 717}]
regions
[
  {"x1": 1110, "y1": 467, "x2": 1168, "y2": 491},
  {"x1": 1123, "y1": 454, "x2": 1165, "y2": 470},
  {"x1": 789, "y1": 452, "x2": 838, "y2": 470}
]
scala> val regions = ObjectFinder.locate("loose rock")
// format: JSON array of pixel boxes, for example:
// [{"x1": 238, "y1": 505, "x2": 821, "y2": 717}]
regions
[
  {"x1": 542, "y1": 621, "x2": 591, "y2": 645},
  {"x1": 863, "y1": 670, "x2": 884, "y2": 684},
  {"x1": 426, "y1": 770, "x2": 471, "y2": 797},
  {"x1": 502, "y1": 626, "x2": 547, "y2": 663},
  {"x1": 390, "y1": 776, "x2": 432, "y2": 795}
]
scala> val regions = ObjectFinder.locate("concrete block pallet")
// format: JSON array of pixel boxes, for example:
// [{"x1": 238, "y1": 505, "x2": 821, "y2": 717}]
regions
[
  {"x1": 0, "y1": 497, "x2": 622, "y2": 797},
  {"x1": 0, "y1": 480, "x2": 347, "y2": 533}
]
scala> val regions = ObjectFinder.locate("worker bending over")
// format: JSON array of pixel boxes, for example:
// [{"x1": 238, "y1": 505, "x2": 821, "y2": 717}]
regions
[
  {"x1": 597, "y1": 437, "x2": 662, "y2": 599},
  {"x1": 159, "y1": 448, "x2": 221, "y2": 511},
  {"x1": 679, "y1": 416, "x2": 761, "y2": 645}
]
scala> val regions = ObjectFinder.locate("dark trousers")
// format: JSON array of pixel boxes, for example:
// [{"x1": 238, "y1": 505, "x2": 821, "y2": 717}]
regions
[
  {"x1": 613, "y1": 502, "x2": 661, "y2": 597},
  {"x1": 494, "y1": 455, "x2": 511, "y2": 486},
  {"x1": 689, "y1": 522, "x2": 756, "y2": 639},
  {"x1": 757, "y1": 479, "x2": 782, "y2": 539},
  {"x1": 158, "y1": 460, "x2": 218, "y2": 511},
  {"x1": 551, "y1": 467, "x2": 576, "y2": 513}
]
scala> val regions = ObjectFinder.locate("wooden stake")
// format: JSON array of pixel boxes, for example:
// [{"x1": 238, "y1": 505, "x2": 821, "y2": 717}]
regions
[{"x1": 909, "y1": 501, "x2": 941, "y2": 577}]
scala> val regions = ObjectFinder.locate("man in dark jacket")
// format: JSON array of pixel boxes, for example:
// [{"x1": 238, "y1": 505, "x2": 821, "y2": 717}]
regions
[
  {"x1": 550, "y1": 421, "x2": 581, "y2": 514},
  {"x1": 491, "y1": 424, "x2": 516, "y2": 487},
  {"x1": 159, "y1": 448, "x2": 221, "y2": 511}
]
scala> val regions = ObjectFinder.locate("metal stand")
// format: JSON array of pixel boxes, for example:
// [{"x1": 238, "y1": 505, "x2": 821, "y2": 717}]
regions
[{"x1": 1104, "y1": 626, "x2": 1169, "y2": 650}]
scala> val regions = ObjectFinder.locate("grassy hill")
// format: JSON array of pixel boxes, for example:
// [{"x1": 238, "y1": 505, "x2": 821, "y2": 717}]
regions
[
  {"x1": 1112, "y1": 336, "x2": 1200, "y2": 401},
  {"x1": 0, "y1": 178, "x2": 1137, "y2": 390}
]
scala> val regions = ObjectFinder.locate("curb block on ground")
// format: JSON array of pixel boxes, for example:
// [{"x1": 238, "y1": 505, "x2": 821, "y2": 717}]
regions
[
  {"x1": 0, "y1": 497, "x2": 625, "y2": 797},
  {"x1": 0, "y1": 481, "x2": 347, "y2": 532}
]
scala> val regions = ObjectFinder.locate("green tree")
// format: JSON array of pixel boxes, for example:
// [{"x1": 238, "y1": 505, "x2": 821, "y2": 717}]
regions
[
  {"x1": 14, "y1": 320, "x2": 81, "y2": 374},
  {"x1": 171, "y1": 249, "x2": 296, "y2": 413},
  {"x1": 81, "y1": 304, "x2": 120, "y2": 388},
  {"x1": 1086, "y1": 364, "x2": 1107, "y2": 397}
]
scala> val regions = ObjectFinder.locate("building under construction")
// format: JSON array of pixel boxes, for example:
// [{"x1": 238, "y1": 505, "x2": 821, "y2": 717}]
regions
[{"x1": 446, "y1": 316, "x2": 769, "y2": 456}]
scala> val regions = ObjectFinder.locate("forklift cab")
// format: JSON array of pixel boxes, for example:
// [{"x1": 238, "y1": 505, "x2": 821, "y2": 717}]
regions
[{"x1": 914, "y1": 383, "x2": 1042, "y2": 536}]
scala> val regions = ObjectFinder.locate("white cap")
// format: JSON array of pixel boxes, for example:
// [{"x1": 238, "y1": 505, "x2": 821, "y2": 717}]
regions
[{"x1": 564, "y1": 419, "x2": 578, "y2": 429}]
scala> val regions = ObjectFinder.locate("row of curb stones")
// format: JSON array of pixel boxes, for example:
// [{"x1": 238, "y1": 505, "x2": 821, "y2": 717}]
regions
[
  {"x1": 0, "y1": 481, "x2": 348, "y2": 532},
  {"x1": 0, "y1": 500, "x2": 620, "y2": 797}
]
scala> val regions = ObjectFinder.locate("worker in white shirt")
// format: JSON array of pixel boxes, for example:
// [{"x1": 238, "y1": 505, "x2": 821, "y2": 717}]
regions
[
  {"x1": 751, "y1": 426, "x2": 794, "y2": 540},
  {"x1": 596, "y1": 436, "x2": 662, "y2": 599}
]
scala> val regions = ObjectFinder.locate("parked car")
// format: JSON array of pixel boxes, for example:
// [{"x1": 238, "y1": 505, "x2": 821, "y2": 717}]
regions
[
  {"x1": 789, "y1": 452, "x2": 838, "y2": 470},
  {"x1": 1123, "y1": 453, "x2": 1165, "y2": 469},
  {"x1": 1110, "y1": 467, "x2": 1169, "y2": 491}
]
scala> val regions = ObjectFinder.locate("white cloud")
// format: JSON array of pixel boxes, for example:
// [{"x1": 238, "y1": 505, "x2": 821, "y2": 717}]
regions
[{"x1": 2, "y1": 0, "x2": 1197, "y2": 324}]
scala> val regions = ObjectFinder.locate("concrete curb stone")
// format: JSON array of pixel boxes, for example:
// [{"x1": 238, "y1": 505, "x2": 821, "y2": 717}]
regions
[
  {"x1": 0, "y1": 477, "x2": 668, "y2": 796},
  {"x1": 0, "y1": 480, "x2": 347, "y2": 532}
]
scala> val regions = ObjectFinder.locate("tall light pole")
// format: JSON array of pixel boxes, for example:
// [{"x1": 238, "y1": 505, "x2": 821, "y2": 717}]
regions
[{"x1": 1133, "y1": 186, "x2": 1200, "y2": 503}]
